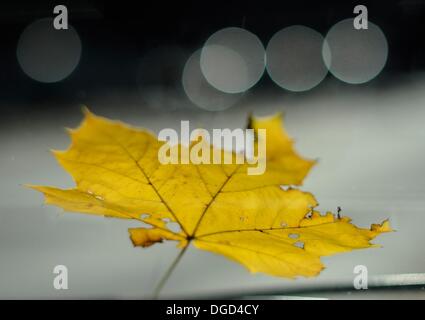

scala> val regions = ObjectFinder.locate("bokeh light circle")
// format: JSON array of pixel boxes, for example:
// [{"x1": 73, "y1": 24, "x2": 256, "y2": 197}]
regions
[
  {"x1": 17, "y1": 18, "x2": 82, "y2": 83},
  {"x1": 182, "y1": 49, "x2": 243, "y2": 111},
  {"x1": 323, "y1": 19, "x2": 388, "y2": 84},
  {"x1": 200, "y1": 27, "x2": 265, "y2": 93},
  {"x1": 266, "y1": 25, "x2": 329, "y2": 92}
]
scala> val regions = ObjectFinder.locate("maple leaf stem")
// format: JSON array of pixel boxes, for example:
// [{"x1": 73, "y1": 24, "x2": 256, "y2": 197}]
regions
[{"x1": 152, "y1": 243, "x2": 190, "y2": 299}]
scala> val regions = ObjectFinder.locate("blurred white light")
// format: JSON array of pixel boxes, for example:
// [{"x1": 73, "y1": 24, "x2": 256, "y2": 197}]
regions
[
  {"x1": 266, "y1": 25, "x2": 329, "y2": 92},
  {"x1": 323, "y1": 19, "x2": 388, "y2": 84},
  {"x1": 182, "y1": 49, "x2": 242, "y2": 111},
  {"x1": 17, "y1": 18, "x2": 81, "y2": 83},
  {"x1": 200, "y1": 27, "x2": 265, "y2": 93}
]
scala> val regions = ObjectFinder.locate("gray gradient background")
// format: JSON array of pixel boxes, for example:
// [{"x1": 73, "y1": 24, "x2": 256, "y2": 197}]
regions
[{"x1": 1, "y1": 76, "x2": 424, "y2": 299}]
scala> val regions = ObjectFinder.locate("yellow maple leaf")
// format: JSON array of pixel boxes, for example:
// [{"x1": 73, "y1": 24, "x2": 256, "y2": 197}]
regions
[{"x1": 29, "y1": 109, "x2": 391, "y2": 295}]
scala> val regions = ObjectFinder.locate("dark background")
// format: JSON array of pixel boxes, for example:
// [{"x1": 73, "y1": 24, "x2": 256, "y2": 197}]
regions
[{"x1": 1, "y1": 0, "x2": 424, "y2": 107}]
